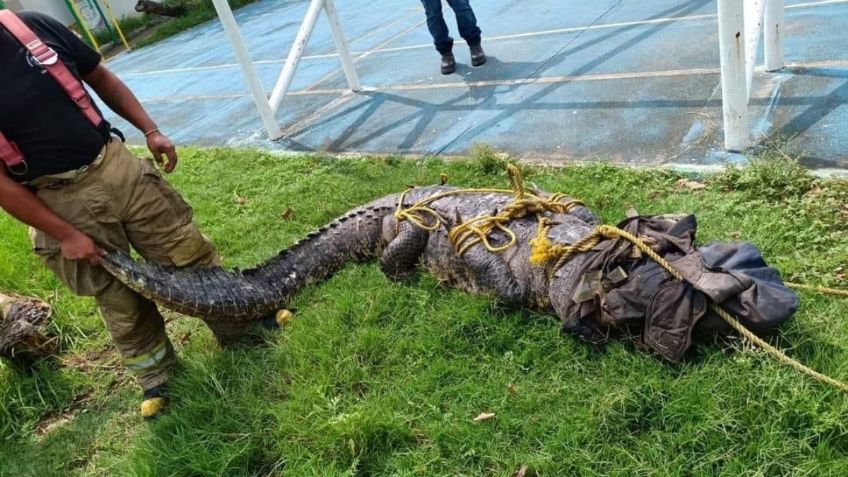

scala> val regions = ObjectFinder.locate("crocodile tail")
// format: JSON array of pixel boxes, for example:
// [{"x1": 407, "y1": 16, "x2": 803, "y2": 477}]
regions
[
  {"x1": 100, "y1": 253, "x2": 278, "y2": 320},
  {"x1": 101, "y1": 196, "x2": 398, "y2": 321}
]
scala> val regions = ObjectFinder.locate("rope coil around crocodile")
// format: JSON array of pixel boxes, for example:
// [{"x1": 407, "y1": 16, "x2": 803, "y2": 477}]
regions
[
  {"x1": 394, "y1": 165, "x2": 848, "y2": 394},
  {"x1": 395, "y1": 166, "x2": 585, "y2": 255}
]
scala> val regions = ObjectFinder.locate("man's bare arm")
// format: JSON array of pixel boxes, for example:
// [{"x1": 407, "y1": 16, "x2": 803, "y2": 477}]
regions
[
  {"x1": 0, "y1": 169, "x2": 104, "y2": 265},
  {"x1": 83, "y1": 63, "x2": 179, "y2": 173}
]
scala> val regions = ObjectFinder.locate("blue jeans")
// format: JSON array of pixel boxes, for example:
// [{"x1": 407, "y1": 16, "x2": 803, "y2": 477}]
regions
[{"x1": 420, "y1": 0, "x2": 481, "y2": 55}]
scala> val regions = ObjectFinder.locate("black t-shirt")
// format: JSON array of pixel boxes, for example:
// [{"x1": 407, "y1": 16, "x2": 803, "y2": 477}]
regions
[{"x1": 0, "y1": 11, "x2": 111, "y2": 182}]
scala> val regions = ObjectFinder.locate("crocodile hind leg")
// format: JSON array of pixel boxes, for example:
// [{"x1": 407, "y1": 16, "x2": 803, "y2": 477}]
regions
[
  {"x1": 462, "y1": 245, "x2": 528, "y2": 306},
  {"x1": 380, "y1": 221, "x2": 429, "y2": 280}
]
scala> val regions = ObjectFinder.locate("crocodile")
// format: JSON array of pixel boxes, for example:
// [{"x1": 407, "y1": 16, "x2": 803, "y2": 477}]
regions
[
  {"x1": 101, "y1": 183, "x2": 797, "y2": 361},
  {"x1": 101, "y1": 186, "x2": 598, "y2": 319}
]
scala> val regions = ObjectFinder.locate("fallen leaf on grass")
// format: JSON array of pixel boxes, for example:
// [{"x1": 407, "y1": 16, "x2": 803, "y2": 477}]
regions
[
  {"x1": 280, "y1": 208, "x2": 294, "y2": 220},
  {"x1": 674, "y1": 178, "x2": 706, "y2": 191},
  {"x1": 179, "y1": 332, "x2": 192, "y2": 346},
  {"x1": 512, "y1": 465, "x2": 528, "y2": 477},
  {"x1": 473, "y1": 412, "x2": 496, "y2": 422},
  {"x1": 233, "y1": 192, "x2": 247, "y2": 205}
]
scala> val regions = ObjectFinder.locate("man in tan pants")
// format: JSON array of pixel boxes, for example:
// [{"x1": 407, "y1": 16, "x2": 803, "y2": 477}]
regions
[
  {"x1": 29, "y1": 140, "x2": 224, "y2": 392},
  {"x1": 0, "y1": 11, "x2": 271, "y2": 418}
]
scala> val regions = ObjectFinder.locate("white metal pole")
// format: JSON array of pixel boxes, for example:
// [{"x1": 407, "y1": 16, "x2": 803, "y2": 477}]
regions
[
  {"x1": 323, "y1": 0, "x2": 361, "y2": 91},
  {"x1": 717, "y1": 0, "x2": 749, "y2": 151},
  {"x1": 743, "y1": 0, "x2": 765, "y2": 99},
  {"x1": 269, "y1": 0, "x2": 325, "y2": 113},
  {"x1": 764, "y1": 0, "x2": 785, "y2": 71},
  {"x1": 210, "y1": 0, "x2": 282, "y2": 139}
]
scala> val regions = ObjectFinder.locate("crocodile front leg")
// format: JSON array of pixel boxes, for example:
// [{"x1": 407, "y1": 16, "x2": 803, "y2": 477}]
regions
[
  {"x1": 462, "y1": 244, "x2": 528, "y2": 306},
  {"x1": 380, "y1": 221, "x2": 429, "y2": 280}
]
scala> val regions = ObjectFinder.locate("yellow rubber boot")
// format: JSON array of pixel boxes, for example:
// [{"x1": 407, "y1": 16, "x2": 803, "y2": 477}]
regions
[
  {"x1": 275, "y1": 309, "x2": 294, "y2": 326},
  {"x1": 140, "y1": 385, "x2": 169, "y2": 419},
  {"x1": 259, "y1": 309, "x2": 294, "y2": 330}
]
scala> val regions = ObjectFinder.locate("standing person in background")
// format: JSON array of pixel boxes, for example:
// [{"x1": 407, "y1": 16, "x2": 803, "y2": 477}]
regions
[{"x1": 420, "y1": 0, "x2": 486, "y2": 74}]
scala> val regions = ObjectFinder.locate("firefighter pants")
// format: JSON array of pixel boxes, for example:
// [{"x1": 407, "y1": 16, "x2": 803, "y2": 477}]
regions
[{"x1": 29, "y1": 139, "x2": 245, "y2": 390}]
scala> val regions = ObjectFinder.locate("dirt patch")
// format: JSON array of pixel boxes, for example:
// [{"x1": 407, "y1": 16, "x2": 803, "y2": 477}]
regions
[
  {"x1": 34, "y1": 392, "x2": 92, "y2": 437},
  {"x1": 34, "y1": 348, "x2": 135, "y2": 437},
  {"x1": 60, "y1": 347, "x2": 121, "y2": 372}
]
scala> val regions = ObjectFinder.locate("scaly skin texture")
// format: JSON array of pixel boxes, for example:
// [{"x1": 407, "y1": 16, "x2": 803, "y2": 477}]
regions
[{"x1": 101, "y1": 186, "x2": 600, "y2": 321}]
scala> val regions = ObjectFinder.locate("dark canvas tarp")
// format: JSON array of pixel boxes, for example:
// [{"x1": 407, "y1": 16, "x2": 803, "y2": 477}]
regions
[{"x1": 557, "y1": 215, "x2": 798, "y2": 362}]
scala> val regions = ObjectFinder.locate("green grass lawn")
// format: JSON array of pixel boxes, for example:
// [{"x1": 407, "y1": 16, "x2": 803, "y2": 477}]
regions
[{"x1": 1, "y1": 148, "x2": 847, "y2": 476}]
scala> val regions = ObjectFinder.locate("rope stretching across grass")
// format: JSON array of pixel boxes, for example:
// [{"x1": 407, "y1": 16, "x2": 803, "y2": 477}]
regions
[
  {"x1": 395, "y1": 165, "x2": 848, "y2": 393},
  {"x1": 785, "y1": 282, "x2": 848, "y2": 298}
]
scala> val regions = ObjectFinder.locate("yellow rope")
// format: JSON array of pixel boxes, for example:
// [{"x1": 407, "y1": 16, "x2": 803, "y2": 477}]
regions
[
  {"x1": 529, "y1": 219, "x2": 606, "y2": 268},
  {"x1": 786, "y1": 282, "x2": 848, "y2": 298},
  {"x1": 711, "y1": 304, "x2": 848, "y2": 393},
  {"x1": 394, "y1": 186, "x2": 516, "y2": 232},
  {"x1": 394, "y1": 187, "x2": 442, "y2": 231},
  {"x1": 396, "y1": 165, "x2": 584, "y2": 256}
]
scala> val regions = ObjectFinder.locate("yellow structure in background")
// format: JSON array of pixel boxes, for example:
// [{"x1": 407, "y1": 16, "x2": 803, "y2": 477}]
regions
[
  {"x1": 101, "y1": 0, "x2": 130, "y2": 50},
  {"x1": 64, "y1": 0, "x2": 99, "y2": 50},
  {"x1": 7, "y1": 0, "x2": 139, "y2": 52}
]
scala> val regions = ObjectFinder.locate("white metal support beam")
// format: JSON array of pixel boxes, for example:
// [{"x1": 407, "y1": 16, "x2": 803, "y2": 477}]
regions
[
  {"x1": 210, "y1": 0, "x2": 361, "y2": 139},
  {"x1": 718, "y1": 0, "x2": 748, "y2": 151},
  {"x1": 743, "y1": 0, "x2": 765, "y2": 98},
  {"x1": 717, "y1": 0, "x2": 785, "y2": 151},
  {"x1": 764, "y1": 0, "x2": 785, "y2": 71},
  {"x1": 211, "y1": 0, "x2": 282, "y2": 139},
  {"x1": 269, "y1": 0, "x2": 325, "y2": 113},
  {"x1": 324, "y1": 0, "x2": 361, "y2": 91}
]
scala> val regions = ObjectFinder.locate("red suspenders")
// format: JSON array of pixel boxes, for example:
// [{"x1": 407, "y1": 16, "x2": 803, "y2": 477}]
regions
[{"x1": 0, "y1": 10, "x2": 103, "y2": 175}]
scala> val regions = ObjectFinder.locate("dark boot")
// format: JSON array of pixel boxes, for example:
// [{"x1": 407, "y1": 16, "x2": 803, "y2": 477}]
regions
[
  {"x1": 470, "y1": 45, "x2": 486, "y2": 67},
  {"x1": 441, "y1": 53, "x2": 456, "y2": 74}
]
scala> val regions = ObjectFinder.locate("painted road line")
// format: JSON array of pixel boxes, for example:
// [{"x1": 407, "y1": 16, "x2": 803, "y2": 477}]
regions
[
  {"x1": 344, "y1": 8, "x2": 423, "y2": 47},
  {"x1": 279, "y1": 91, "x2": 359, "y2": 136},
  {"x1": 305, "y1": 19, "x2": 427, "y2": 91},
  {"x1": 137, "y1": 59, "x2": 848, "y2": 103},
  {"x1": 119, "y1": 0, "x2": 848, "y2": 79},
  {"x1": 138, "y1": 68, "x2": 720, "y2": 102}
]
